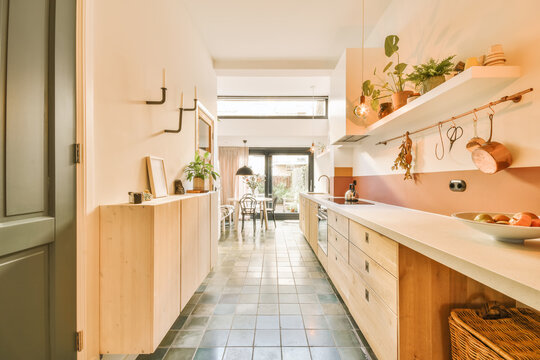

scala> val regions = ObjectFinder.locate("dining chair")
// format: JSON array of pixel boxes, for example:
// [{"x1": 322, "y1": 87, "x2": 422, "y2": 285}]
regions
[
  {"x1": 239, "y1": 194, "x2": 258, "y2": 231},
  {"x1": 260, "y1": 196, "x2": 278, "y2": 227}
]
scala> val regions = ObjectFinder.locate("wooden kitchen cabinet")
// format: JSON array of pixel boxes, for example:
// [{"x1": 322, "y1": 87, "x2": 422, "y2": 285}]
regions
[
  {"x1": 308, "y1": 200, "x2": 319, "y2": 251},
  {"x1": 210, "y1": 191, "x2": 219, "y2": 268},
  {"x1": 100, "y1": 200, "x2": 181, "y2": 354},
  {"x1": 180, "y1": 197, "x2": 199, "y2": 309},
  {"x1": 100, "y1": 193, "x2": 218, "y2": 354}
]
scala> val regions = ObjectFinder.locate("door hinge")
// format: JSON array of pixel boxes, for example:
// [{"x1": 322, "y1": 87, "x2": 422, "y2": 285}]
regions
[
  {"x1": 76, "y1": 331, "x2": 83, "y2": 352},
  {"x1": 74, "y1": 143, "x2": 81, "y2": 164}
]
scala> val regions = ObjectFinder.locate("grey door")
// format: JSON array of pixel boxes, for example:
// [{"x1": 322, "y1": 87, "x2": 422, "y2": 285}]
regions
[{"x1": 0, "y1": 0, "x2": 76, "y2": 359}]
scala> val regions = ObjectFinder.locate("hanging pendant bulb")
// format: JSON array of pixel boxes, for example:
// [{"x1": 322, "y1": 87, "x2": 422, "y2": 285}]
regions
[
  {"x1": 236, "y1": 140, "x2": 254, "y2": 176},
  {"x1": 309, "y1": 142, "x2": 315, "y2": 154},
  {"x1": 354, "y1": 95, "x2": 369, "y2": 118},
  {"x1": 309, "y1": 86, "x2": 316, "y2": 154},
  {"x1": 354, "y1": 0, "x2": 369, "y2": 120}
]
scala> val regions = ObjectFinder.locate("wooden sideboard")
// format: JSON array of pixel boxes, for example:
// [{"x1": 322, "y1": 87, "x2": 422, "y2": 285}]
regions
[
  {"x1": 299, "y1": 195, "x2": 515, "y2": 360},
  {"x1": 99, "y1": 192, "x2": 219, "y2": 355}
]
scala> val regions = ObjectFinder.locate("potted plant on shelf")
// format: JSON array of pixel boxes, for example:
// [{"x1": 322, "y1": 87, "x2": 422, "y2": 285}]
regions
[
  {"x1": 184, "y1": 151, "x2": 219, "y2": 191},
  {"x1": 363, "y1": 35, "x2": 412, "y2": 112},
  {"x1": 361, "y1": 79, "x2": 393, "y2": 119},
  {"x1": 407, "y1": 55, "x2": 455, "y2": 94}
]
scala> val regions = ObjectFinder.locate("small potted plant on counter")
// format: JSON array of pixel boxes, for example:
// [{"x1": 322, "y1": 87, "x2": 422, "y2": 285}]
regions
[
  {"x1": 184, "y1": 151, "x2": 219, "y2": 191},
  {"x1": 407, "y1": 55, "x2": 455, "y2": 94}
]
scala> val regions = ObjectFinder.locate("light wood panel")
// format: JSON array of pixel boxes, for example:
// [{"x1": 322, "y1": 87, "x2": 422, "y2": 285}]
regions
[
  {"x1": 334, "y1": 167, "x2": 353, "y2": 177},
  {"x1": 349, "y1": 242, "x2": 397, "y2": 314},
  {"x1": 210, "y1": 191, "x2": 219, "y2": 268},
  {"x1": 308, "y1": 200, "x2": 318, "y2": 251},
  {"x1": 318, "y1": 245, "x2": 328, "y2": 271},
  {"x1": 349, "y1": 220, "x2": 398, "y2": 277},
  {"x1": 153, "y1": 202, "x2": 181, "y2": 347},
  {"x1": 181, "y1": 197, "x2": 199, "y2": 309},
  {"x1": 328, "y1": 243, "x2": 353, "y2": 302},
  {"x1": 198, "y1": 196, "x2": 211, "y2": 284},
  {"x1": 328, "y1": 210, "x2": 349, "y2": 238},
  {"x1": 100, "y1": 201, "x2": 181, "y2": 354},
  {"x1": 398, "y1": 245, "x2": 516, "y2": 360},
  {"x1": 348, "y1": 268, "x2": 398, "y2": 360},
  {"x1": 328, "y1": 226, "x2": 348, "y2": 262}
]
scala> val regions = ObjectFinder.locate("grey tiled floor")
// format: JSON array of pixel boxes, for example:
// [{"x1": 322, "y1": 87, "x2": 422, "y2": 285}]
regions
[{"x1": 137, "y1": 221, "x2": 376, "y2": 360}]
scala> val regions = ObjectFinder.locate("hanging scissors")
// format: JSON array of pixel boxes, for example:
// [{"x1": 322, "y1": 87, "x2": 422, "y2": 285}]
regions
[{"x1": 446, "y1": 122, "x2": 463, "y2": 152}]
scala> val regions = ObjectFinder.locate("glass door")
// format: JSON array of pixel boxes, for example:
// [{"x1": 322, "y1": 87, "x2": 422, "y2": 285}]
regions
[
  {"x1": 271, "y1": 154, "x2": 309, "y2": 214},
  {"x1": 249, "y1": 148, "x2": 313, "y2": 219}
]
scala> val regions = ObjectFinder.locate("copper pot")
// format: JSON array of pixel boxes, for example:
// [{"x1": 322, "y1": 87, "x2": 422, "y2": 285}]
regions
[{"x1": 471, "y1": 114, "x2": 512, "y2": 174}]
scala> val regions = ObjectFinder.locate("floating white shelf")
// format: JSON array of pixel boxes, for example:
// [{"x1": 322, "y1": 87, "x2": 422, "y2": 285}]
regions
[{"x1": 363, "y1": 66, "x2": 521, "y2": 139}]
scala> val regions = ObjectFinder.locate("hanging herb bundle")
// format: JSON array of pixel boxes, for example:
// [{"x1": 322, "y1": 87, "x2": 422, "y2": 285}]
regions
[{"x1": 392, "y1": 132, "x2": 413, "y2": 180}]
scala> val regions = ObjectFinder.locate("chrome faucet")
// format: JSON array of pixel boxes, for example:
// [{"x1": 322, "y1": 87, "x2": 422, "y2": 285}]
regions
[{"x1": 317, "y1": 175, "x2": 331, "y2": 194}]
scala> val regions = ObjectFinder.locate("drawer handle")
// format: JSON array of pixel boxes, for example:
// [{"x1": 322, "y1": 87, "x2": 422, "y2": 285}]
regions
[
  {"x1": 365, "y1": 232, "x2": 369, "y2": 243},
  {"x1": 365, "y1": 289, "x2": 370, "y2": 302},
  {"x1": 335, "y1": 216, "x2": 338, "y2": 222},
  {"x1": 335, "y1": 256, "x2": 338, "y2": 261},
  {"x1": 335, "y1": 236, "x2": 338, "y2": 243},
  {"x1": 364, "y1": 260, "x2": 369, "y2": 273}
]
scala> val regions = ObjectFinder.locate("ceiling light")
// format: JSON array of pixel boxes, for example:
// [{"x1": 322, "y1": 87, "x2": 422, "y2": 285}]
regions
[{"x1": 236, "y1": 140, "x2": 254, "y2": 176}]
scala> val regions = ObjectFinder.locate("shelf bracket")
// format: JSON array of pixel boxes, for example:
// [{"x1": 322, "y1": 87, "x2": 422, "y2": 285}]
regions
[
  {"x1": 164, "y1": 99, "x2": 198, "y2": 133},
  {"x1": 146, "y1": 87, "x2": 167, "y2": 105}
]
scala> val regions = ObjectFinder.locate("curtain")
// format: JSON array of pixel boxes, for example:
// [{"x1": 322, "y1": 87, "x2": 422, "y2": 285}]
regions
[{"x1": 218, "y1": 146, "x2": 247, "y2": 204}]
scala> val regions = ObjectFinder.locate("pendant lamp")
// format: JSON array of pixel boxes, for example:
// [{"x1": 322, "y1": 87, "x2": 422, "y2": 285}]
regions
[
  {"x1": 354, "y1": 0, "x2": 369, "y2": 119},
  {"x1": 309, "y1": 86, "x2": 316, "y2": 154},
  {"x1": 236, "y1": 140, "x2": 254, "y2": 176}
]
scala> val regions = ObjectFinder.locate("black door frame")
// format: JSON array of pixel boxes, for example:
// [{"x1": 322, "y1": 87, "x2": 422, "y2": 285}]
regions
[{"x1": 249, "y1": 147, "x2": 314, "y2": 220}]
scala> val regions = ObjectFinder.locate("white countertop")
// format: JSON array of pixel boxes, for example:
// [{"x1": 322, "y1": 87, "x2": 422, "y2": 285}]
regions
[{"x1": 301, "y1": 193, "x2": 540, "y2": 310}]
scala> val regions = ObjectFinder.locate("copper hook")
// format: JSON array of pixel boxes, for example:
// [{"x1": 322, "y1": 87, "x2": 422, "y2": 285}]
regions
[
  {"x1": 435, "y1": 122, "x2": 445, "y2": 160},
  {"x1": 488, "y1": 104, "x2": 495, "y2": 115}
]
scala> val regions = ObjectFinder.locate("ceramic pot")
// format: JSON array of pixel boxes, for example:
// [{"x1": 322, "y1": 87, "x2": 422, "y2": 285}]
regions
[
  {"x1": 378, "y1": 102, "x2": 393, "y2": 119},
  {"x1": 392, "y1": 90, "x2": 413, "y2": 110},
  {"x1": 193, "y1": 177, "x2": 205, "y2": 191},
  {"x1": 421, "y1": 75, "x2": 445, "y2": 94}
]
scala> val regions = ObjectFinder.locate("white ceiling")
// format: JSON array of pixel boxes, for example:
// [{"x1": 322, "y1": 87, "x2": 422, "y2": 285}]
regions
[
  {"x1": 182, "y1": 0, "x2": 392, "y2": 69},
  {"x1": 217, "y1": 75, "x2": 330, "y2": 96}
]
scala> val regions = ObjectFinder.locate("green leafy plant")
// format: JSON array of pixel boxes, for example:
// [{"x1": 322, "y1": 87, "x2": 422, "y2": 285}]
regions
[
  {"x1": 184, "y1": 151, "x2": 219, "y2": 181},
  {"x1": 362, "y1": 35, "x2": 409, "y2": 110},
  {"x1": 406, "y1": 55, "x2": 455, "y2": 86}
]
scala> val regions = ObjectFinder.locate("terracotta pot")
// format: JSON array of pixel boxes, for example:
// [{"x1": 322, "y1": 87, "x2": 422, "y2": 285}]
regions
[
  {"x1": 421, "y1": 75, "x2": 445, "y2": 94},
  {"x1": 392, "y1": 91, "x2": 413, "y2": 110},
  {"x1": 193, "y1": 177, "x2": 205, "y2": 191},
  {"x1": 378, "y1": 102, "x2": 393, "y2": 119}
]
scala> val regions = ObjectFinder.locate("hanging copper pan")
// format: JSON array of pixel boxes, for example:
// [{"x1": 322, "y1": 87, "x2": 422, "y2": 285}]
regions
[{"x1": 471, "y1": 113, "x2": 512, "y2": 174}]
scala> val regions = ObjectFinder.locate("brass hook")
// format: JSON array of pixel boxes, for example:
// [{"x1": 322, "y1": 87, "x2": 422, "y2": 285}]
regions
[
  {"x1": 435, "y1": 122, "x2": 445, "y2": 160},
  {"x1": 488, "y1": 104, "x2": 495, "y2": 115}
]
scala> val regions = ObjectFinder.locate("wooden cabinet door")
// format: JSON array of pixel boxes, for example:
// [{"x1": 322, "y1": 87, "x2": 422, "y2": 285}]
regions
[
  {"x1": 308, "y1": 201, "x2": 319, "y2": 251},
  {"x1": 180, "y1": 197, "x2": 199, "y2": 309},
  {"x1": 198, "y1": 196, "x2": 211, "y2": 284},
  {"x1": 210, "y1": 192, "x2": 219, "y2": 268}
]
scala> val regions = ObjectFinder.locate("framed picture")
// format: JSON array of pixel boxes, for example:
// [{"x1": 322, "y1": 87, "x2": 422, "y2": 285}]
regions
[{"x1": 146, "y1": 156, "x2": 168, "y2": 198}]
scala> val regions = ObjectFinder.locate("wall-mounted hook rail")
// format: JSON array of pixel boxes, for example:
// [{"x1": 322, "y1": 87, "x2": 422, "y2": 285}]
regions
[
  {"x1": 164, "y1": 98, "x2": 198, "y2": 133},
  {"x1": 376, "y1": 87, "x2": 533, "y2": 145},
  {"x1": 146, "y1": 87, "x2": 167, "y2": 105}
]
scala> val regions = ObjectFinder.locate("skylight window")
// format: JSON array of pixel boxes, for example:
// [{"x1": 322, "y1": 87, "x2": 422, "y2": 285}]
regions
[{"x1": 217, "y1": 96, "x2": 328, "y2": 119}]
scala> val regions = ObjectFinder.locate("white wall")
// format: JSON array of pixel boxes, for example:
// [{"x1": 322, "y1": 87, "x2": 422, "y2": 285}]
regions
[
  {"x1": 84, "y1": 1, "x2": 217, "y2": 358},
  {"x1": 352, "y1": 0, "x2": 540, "y2": 176}
]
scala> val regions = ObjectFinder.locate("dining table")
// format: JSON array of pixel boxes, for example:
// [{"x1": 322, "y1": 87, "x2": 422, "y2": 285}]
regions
[{"x1": 228, "y1": 196, "x2": 273, "y2": 230}]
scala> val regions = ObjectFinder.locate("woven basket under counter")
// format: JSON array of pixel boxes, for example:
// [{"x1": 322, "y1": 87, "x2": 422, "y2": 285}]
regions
[{"x1": 449, "y1": 306, "x2": 540, "y2": 360}]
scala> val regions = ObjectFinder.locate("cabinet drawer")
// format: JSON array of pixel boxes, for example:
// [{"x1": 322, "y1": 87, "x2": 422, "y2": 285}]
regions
[
  {"x1": 348, "y1": 271, "x2": 397, "y2": 360},
  {"x1": 317, "y1": 245, "x2": 328, "y2": 271},
  {"x1": 328, "y1": 243, "x2": 352, "y2": 302},
  {"x1": 349, "y1": 243, "x2": 397, "y2": 314},
  {"x1": 328, "y1": 210, "x2": 349, "y2": 238},
  {"x1": 328, "y1": 226, "x2": 349, "y2": 262},
  {"x1": 349, "y1": 221, "x2": 398, "y2": 276}
]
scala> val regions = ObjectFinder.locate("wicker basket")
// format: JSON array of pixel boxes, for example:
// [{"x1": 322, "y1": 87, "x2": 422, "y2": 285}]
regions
[{"x1": 449, "y1": 304, "x2": 540, "y2": 360}]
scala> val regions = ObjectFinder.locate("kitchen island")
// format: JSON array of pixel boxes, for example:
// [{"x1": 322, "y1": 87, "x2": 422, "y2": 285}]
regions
[{"x1": 299, "y1": 193, "x2": 540, "y2": 360}]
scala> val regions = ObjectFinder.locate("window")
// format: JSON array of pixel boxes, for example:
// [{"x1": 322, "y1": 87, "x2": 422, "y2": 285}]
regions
[{"x1": 217, "y1": 96, "x2": 328, "y2": 119}]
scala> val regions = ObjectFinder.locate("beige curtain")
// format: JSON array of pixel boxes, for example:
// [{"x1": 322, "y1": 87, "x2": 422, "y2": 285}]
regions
[{"x1": 218, "y1": 147, "x2": 248, "y2": 204}]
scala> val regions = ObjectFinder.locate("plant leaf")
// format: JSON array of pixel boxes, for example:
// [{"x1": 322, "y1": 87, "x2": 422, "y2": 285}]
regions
[
  {"x1": 384, "y1": 35, "x2": 399, "y2": 57},
  {"x1": 394, "y1": 62, "x2": 407, "y2": 74},
  {"x1": 383, "y1": 61, "x2": 393, "y2": 73}
]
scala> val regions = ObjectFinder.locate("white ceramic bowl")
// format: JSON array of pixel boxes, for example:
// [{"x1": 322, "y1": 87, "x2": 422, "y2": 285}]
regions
[{"x1": 452, "y1": 212, "x2": 540, "y2": 243}]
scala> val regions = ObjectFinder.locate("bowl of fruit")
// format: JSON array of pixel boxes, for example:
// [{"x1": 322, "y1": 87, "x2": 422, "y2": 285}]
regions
[{"x1": 452, "y1": 212, "x2": 540, "y2": 243}]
